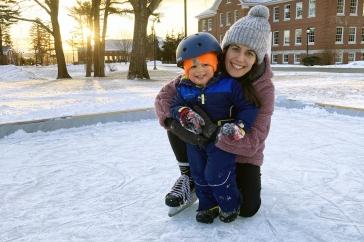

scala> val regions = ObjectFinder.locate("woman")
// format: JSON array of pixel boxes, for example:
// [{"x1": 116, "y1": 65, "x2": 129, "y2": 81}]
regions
[{"x1": 154, "y1": 5, "x2": 274, "y2": 217}]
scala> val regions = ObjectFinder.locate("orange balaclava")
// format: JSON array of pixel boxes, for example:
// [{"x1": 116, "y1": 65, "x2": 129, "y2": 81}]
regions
[{"x1": 183, "y1": 52, "x2": 218, "y2": 76}]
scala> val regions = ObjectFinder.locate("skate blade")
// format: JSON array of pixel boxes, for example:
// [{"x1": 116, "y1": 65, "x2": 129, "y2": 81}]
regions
[{"x1": 168, "y1": 192, "x2": 197, "y2": 217}]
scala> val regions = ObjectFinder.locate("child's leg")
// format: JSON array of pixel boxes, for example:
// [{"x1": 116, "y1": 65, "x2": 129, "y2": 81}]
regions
[
  {"x1": 186, "y1": 144, "x2": 217, "y2": 211},
  {"x1": 205, "y1": 143, "x2": 240, "y2": 213}
]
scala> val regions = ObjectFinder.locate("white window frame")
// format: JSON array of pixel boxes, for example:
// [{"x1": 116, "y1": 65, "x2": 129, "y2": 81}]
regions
[
  {"x1": 348, "y1": 27, "x2": 356, "y2": 43},
  {"x1": 226, "y1": 11, "x2": 232, "y2": 26},
  {"x1": 335, "y1": 27, "x2": 344, "y2": 44},
  {"x1": 284, "y1": 30, "x2": 290, "y2": 46},
  {"x1": 272, "y1": 54, "x2": 278, "y2": 64},
  {"x1": 349, "y1": 0, "x2": 358, "y2": 15},
  {"x1": 361, "y1": 27, "x2": 364, "y2": 43},
  {"x1": 283, "y1": 54, "x2": 289, "y2": 64},
  {"x1": 295, "y1": 29, "x2": 302, "y2": 45},
  {"x1": 284, "y1": 4, "x2": 291, "y2": 20},
  {"x1": 226, "y1": 0, "x2": 231, "y2": 3},
  {"x1": 207, "y1": 19, "x2": 212, "y2": 31},
  {"x1": 337, "y1": 0, "x2": 345, "y2": 15},
  {"x1": 220, "y1": 13, "x2": 224, "y2": 27},
  {"x1": 296, "y1": 2, "x2": 303, "y2": 19},
  {"x1": 273, "y1": 7, "x2": 279, "y2": 22},
  {"x1": 335, "y1": 52, "x2": 343, "y2": 64},
  {"x1": 308, "y1": 0, "x2": 316, "y2": 17},
  {"x1": 348, "y1": 52, "x2": 356, "y2": 62},
  {"x1": 307, "y1": 28, "x2": 315, "y2": 45},
  {"x1": 294, "y1": 54, "x2": 301, "y2": 64},
  {"x1": 202, "y1": 19, "x2": 207, "y2": 31},
  {"x1": 273, "y1": 31, "x2": 279, "y2": 46}
]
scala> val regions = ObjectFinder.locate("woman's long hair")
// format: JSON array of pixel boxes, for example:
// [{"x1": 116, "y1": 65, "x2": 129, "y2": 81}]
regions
[{"x1": 218, "y1": 46, "x2": 264, "y2": 107}]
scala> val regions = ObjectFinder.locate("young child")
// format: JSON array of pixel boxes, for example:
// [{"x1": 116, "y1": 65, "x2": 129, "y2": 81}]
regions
[{"x1": 170, "y1": 32, "x2": 259, "y2": 223}]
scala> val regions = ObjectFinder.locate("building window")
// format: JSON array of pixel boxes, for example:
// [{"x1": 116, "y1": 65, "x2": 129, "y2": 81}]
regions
[
  {"x1": 335, "y1": 52, "x2": 343, "y2": 63},
  {"x1": 226, "y1": 11, "x2": 233, "y2": 26},
  {"x1": 272, "y1": 54, "x2": 278, "y2": 63},
  {"x1": 349, "y1": 0, "x2": 358, "y2": 15},
  {"x1": 284, "y1": 30, "x2": 290, "y2": 45},
  {"x1": 307, "y1": 28, "x2": 315, "y2": 44},
  {"x1": 296, "y1": 2, "x2": 303, "y2": 19},
  {"x1": 336, "y1": 27, "x2": 344, "y2": 43},
  {"x1": 337, "y1": 0, "x2": 345, "y2": 15},
  {"x1": 220, "y1": 13, "x2": 225, "y2": 27},
  {"x1": 284, "y1": 4, "x2": 291, "y2": 20},
  {"x1": 348, "y1": 52, "x2": 356, "y2": 62},
  {"x1": 207, "y1": 19, "x2": 212, "y2": 31},
  {"x1": 283, "y1": 54, "x2": 289, "y2": 63},
  {"x1": 362, "y1": 52, "x2": 364, "y2": 60},
  {"x1": 308, "y1": 0, "x2": 316, "y2": 17},
  {"x1": 348, "y1": 27, "x2": 356, "y2": 43},
  {"x1": 234, "y1": 10, "x2": 239, "y2": 22},
  {"x1": 273, "y1": 7, "x2": 279, "y2": 22},
  {"x1": 202, "y1": 19, "x2": 207, "y2": 31},
  {"x1": 295, "y1": 29, "x2": 302, "y2": 45},
  {"x1": 273, "y1": 31, "x2": 279, "y2": 46},
  {"x1": 361, "y1": 27, "x2": 364, "y2": 43},
  {"x1": 294, "y1": 54, "x2": 301, "y2": 64}
]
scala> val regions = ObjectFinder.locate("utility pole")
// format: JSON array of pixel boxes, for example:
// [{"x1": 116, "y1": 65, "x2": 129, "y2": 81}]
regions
[{"x1": 184, "y1": 0, "x2": 187, "y2": 37}]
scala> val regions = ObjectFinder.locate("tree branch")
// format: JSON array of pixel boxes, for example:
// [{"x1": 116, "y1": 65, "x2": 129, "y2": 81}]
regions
[
  {"x1": 33, "y1": 0, "x2": 51, "y2": 15},
  {"x1": 10, "y1": 16, "x2": 53, "y2": 35}
]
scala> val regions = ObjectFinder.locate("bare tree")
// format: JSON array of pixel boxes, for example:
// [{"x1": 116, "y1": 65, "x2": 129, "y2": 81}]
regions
[
  {"x1": 128, "y1": 0, "x2": 162, "y2": 80},
  {"x1": 0, "y1": 0, "x2": 19, "y2": 64},
  {"x1": 11, "y1": 0, "x2": 71, "y2": 78}
]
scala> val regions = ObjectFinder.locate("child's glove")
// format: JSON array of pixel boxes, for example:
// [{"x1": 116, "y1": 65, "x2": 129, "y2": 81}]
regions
[
  {"x1": 178, "y1": 107, "x2": 205, "y2": 134},
  {"x1": 220, "y1": 122, "x2": 246, "y2": 141}
]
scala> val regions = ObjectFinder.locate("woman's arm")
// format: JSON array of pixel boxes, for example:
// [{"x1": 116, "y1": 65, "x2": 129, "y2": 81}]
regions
[
  {"x1": 215, "y1": 81, "x2": 275, "y2": 157},
  {"x1": 154, "y1": 75, "x2": 181, "y2": 128}
]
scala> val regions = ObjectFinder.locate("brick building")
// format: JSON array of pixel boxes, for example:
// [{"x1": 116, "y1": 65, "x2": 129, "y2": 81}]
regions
[{"x1": 197, "y1": 0, "x2": 364, "y2": 64}]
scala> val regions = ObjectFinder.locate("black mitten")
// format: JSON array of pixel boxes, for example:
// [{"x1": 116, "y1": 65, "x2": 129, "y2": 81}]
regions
[
  {"x1": 167, "y1": 118, "x2": 208, "y2": 147},
  {"x1": 192, "y1": 105, "x2": 218, "y2": 139}
]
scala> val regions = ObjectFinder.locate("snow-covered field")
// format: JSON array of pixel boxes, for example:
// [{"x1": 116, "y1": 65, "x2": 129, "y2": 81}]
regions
[{"x1": 0, "y1": 62, "x2": 364, "y2": 241}]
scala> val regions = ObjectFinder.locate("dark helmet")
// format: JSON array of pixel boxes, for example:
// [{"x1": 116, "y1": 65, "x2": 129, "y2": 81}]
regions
[{"x1": 176, "y1": 32, "x2": 222, "y2": 68}]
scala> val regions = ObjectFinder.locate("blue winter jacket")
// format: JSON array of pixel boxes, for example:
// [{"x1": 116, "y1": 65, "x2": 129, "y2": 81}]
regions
[{"x1": 170, "y1": 74, "x2": 258, "y2": 131}]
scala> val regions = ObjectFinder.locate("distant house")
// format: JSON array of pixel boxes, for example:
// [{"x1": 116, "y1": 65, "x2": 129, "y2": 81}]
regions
[
  {"x1": 77, "y1": 39, "x2": 132, "y2": 64},
  {"x1": 0, "y1": 46, "x2": 16, "y2": 65},
  {"x1": 197, "y1": 0, "x2": 364, "y2": 65}
]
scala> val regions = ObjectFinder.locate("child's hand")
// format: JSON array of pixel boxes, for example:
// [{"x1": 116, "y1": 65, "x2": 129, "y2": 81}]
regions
[
  {"x1": 220, "y1": 122, "x2": 245, "y2": 140},
  {"x1": 178, "y1": 107, "x2": 205, "y2": 134}
]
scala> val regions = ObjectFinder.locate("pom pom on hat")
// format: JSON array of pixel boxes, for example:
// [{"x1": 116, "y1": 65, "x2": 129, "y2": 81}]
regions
[{"x1": 221, "y1": 5, "x2": 271, "y2": 64}]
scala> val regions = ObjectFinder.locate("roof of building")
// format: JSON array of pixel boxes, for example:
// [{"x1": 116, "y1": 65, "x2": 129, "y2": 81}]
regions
[{"x1": 196, "y1": 0, "x2": 274, "y2": 19}]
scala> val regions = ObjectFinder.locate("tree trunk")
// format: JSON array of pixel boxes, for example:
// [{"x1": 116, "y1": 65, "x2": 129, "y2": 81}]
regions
[
  {"x1": 128, "y1": 8, "x2": 150, "y2": 80},
  {"x1": 86, "y1": 16, "x2": 93, "y2": 77},
  {"x1": 92, "y1": 0, "x2": 102, "y2": 77},
  {"x1": 0, "y1": 24, "x2": 5, "y2": 65},
  {"x1": 100, "y1": 0, "x2": 111, "y2": 77},
  {"x1": 49, "y1": 1, "x2": 71, "y2": 79}
]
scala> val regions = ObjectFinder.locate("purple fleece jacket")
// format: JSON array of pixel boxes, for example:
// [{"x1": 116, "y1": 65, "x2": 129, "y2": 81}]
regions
[{"x1": 154, "y1": 56, "x2": 275, "y2": 166}]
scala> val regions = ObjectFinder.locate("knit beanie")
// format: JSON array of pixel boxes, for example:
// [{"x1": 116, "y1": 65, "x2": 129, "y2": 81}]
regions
[
  {"x1": 183, "y1": 52, "x2": 218, "y2": 76},
  {"x1": 221, "y1": 5, "x2": 271, "y2": 64}
]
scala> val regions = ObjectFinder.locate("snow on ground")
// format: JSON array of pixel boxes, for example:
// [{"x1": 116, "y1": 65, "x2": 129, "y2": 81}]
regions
[
  {"x1": 0, "y1": 107, "x2": 363, "y2": 241},
  {"x1": 0, "y1": 62, "x2": 364, "y2": 124},
  {"x1": 0, "y1": 62, "x2": 364, "y2": 241}
]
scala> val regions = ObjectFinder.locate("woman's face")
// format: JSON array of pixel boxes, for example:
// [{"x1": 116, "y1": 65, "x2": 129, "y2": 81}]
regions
[{"x1": 224, "y1": 44, "x2": 257, "y2": 78}]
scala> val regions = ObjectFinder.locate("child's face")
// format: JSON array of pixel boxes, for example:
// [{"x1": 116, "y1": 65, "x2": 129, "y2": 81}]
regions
[{"x1": 187, "y1": 58, "x2": 214, "y2": 87}]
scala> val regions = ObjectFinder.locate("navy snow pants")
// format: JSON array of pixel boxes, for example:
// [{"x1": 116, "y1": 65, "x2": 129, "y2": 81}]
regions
[{"x1": 187, "y1": 142, "x2": 240, "y2": 213}]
